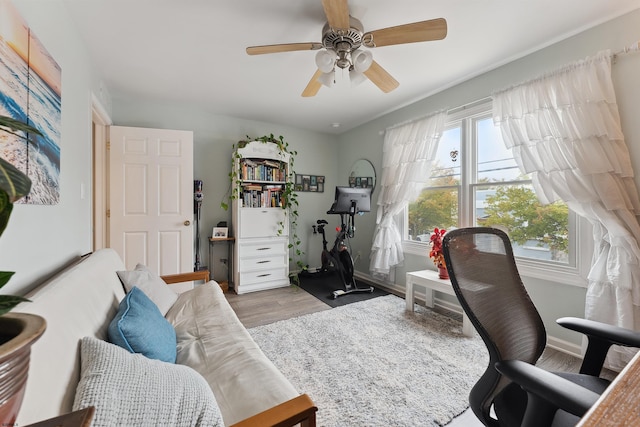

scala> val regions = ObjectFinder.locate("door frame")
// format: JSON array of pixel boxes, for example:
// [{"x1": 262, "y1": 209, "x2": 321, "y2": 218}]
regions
[{"x1": 91, "y1": 93, "x2": 112, "y2": 251}]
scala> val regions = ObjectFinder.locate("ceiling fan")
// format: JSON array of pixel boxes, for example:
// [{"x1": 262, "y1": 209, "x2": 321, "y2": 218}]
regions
[{"x1": 246, "y1": 0, "x2": 447, "y2": 97}]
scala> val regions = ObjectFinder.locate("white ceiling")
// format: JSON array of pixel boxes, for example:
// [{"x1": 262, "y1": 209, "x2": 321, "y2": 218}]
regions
[{"x1": 62, "y1": 0, "x2": 640, "y2": 134}]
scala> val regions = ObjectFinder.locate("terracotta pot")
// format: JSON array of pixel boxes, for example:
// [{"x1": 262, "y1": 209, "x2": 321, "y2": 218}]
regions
[
  {"x1": 0, "y1": 313, "x2": 46, "y2": 425},
  {"x1": 438, "y1": 266, "x2": 449, "y2": 279}
]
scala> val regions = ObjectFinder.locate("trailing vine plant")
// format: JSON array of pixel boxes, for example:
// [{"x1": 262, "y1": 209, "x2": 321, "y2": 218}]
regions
[{"x1": 220, "y1": 134, "x2": 306, "y2": 284}]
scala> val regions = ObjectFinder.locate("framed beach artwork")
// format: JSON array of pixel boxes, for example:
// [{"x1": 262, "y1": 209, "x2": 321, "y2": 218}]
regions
[{"x1": 0, "y1": 0, "x2": 62, "y2": 204}]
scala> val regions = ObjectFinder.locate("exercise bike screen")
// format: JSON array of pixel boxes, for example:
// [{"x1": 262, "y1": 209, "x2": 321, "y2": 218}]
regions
[{"x1": 328, "y1": 186, "x2": 372, "y2": 214}]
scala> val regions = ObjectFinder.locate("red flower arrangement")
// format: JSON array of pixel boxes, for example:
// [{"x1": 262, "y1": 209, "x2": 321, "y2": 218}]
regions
[{"x1": 429, "y1": 227, "x2": 447, "y2": 268}]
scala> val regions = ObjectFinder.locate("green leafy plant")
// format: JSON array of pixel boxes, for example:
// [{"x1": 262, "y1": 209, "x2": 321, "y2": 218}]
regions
[
  {"x1": 221, "y1": 134, "x2": 306, "y2": 283},
  {"x1": 0, "y1": 115, "x2": 41, "y2": 314}
]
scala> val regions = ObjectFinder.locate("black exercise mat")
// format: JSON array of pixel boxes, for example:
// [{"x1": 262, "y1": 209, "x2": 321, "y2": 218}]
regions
[{"x1": 297, "y1": 271, "x2": 389, "y2": 308}]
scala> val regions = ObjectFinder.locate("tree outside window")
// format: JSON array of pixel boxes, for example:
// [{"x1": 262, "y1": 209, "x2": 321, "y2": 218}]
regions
[{"x1": 406, "y1": 110, "x2": 570, "y2": 265}]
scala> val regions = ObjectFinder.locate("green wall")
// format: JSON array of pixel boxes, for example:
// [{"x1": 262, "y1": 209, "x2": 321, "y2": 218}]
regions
[
  {"x1": 337, "y1": 9, "x2": 640, "y2": 350},
  {"x1": 2, "y1": 1, "x2": 110, "y2": 294},
  {"x1": 111, "y1": 100, "x2": 340, "y2": 280}
]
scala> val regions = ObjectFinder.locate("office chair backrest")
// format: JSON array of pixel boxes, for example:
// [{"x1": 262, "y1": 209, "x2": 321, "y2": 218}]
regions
[{"x1": 443, "y1": 227, "x2": 546, "y2": 426}]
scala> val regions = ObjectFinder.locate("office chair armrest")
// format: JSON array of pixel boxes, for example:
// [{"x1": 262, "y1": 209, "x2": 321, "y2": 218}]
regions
[
  {"x1": 495, "y1": 360, "x2": 600, "y2": 418},
  {"x1": 557, "y1": 317, "x2": 640, "y2": 348},
  {"x1": 557, "y1": 317, "x2": 640, "y2": 375}
]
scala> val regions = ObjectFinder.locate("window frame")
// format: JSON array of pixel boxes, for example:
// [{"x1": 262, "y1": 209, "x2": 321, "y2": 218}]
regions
[{"x1": 401, "y1": 101, "x2": 591, "y2": 287}]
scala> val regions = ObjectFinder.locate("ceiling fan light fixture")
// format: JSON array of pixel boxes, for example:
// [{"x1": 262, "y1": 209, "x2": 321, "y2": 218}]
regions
[
  {"x1": 318, "y1": 70, "x2": 335, "y2": 88},
  {"x1": 352, "y1": 49, "x2": 373, "y2": 73},
  {"x1": 315, "y1": 50, "x2": 336, "y2": 73},
  {"x1": 247, "y1": 1, "x2": 446, "y2": 97},
  {"x1": 349, "y1": 69, "x2": 367, "y2": 87},
  {"x1": 335, "y1": 41, "x2": 352, "y2": 69}
]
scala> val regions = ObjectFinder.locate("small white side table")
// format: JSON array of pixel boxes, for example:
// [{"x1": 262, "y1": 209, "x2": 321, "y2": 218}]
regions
[{"x1": 406, "y1": 269, "x2": 474, "y2": 337}]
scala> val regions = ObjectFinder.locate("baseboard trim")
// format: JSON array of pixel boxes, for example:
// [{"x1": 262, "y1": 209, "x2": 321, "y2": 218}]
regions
[
  {"x1": 433, "y1": 297, "x2": 464, "y2": 317},
  {"x1": 547, "y1": 336, "x2": 583, "y2": 359}
]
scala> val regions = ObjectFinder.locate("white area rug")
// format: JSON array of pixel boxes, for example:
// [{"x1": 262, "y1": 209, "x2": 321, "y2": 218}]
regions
[{"x1": 249, "y1": 295, "x2": 488, "y2": 426}]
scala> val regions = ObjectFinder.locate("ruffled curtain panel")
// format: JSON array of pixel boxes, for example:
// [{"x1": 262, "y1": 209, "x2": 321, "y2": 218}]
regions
[
  {"x1": 493, "y1": 51, "x2": 640, "y2": 370},
  {"x1": 370, "y1": 112, "x2": 446, "y2": 278}
]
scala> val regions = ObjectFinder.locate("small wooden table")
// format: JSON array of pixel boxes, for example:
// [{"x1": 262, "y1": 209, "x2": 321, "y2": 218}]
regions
[
  {"x1": 406, "y1": 269, "x2": 474, "y2": 337},
  {"x1": 209, "y1": 237, "x2": 235, "y2": 291}
]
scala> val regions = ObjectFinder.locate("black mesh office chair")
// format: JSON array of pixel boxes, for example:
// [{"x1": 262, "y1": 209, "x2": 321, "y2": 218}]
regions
[{"x1": 442, "y1": 227, "x2": 640, "y2": 427}]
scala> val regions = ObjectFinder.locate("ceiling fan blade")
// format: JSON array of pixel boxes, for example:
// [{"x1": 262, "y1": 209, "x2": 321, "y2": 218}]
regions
[
  {"x1": 246, "y1": 42, "x2": 323, "y2": 55},
  {"x1": 321, "y1": 0, "x2": 350, "y2": 30},
  {"x1": 364, "y1": 18, "x2": 447, "y2": 48},
  {"x1": 302, "y1": 69, "x2": 323, "y2": 97},
  {"x1": 363, "y1": 61, "x2": 399, "y2": 93}
]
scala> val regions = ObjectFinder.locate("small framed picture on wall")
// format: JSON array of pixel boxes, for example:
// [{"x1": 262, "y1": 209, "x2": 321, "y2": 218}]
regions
[{"x1": 295, "y1": 174, "x2": 325, "y2": 192}]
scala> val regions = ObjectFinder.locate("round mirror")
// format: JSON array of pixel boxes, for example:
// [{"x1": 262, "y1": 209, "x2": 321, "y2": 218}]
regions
[{"x1": 348, "y1": 159, "x2": 376, "y2": 191}]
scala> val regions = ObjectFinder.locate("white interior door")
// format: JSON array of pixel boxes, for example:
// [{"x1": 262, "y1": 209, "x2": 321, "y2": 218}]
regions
[{"x1": 109, "y1": 125, "x2": 193, "y2": 276}]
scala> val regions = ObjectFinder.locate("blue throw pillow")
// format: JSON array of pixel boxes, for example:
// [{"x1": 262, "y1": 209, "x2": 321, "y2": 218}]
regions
[{"x1": 108, "y1": 286, "x2": 177, "y2": 363}]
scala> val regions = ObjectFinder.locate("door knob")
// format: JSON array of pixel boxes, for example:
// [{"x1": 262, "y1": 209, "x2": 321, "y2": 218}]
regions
[{"x1": 184, "y1": 220, "x2": 191, "y2": 226}]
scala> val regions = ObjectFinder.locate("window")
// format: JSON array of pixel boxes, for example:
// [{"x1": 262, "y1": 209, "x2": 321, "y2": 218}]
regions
[{"x1": 404, "y1": 102, "x2": 587, "y2": 283}]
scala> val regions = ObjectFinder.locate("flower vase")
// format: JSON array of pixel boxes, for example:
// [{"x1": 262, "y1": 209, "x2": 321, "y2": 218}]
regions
[{"x1": 438, "y1": 266, "x2": 449, "y2": 279}]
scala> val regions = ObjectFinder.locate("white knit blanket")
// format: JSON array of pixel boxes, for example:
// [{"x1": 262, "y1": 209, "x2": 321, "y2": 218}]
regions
[{"x1": 73, "y1": 337, "x2": 224, "y2": 426}]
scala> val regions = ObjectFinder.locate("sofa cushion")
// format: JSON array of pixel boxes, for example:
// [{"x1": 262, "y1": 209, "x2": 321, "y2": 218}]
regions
[
  {"x1": 117, "y1": 263, "x2": 178, "y2": 315},
  {"x1": 165, "y1": 282, "x2": 299, "y2": 425},
  {"x1": 108, "y1": 286, "x2": 177, "y2": 363},
  {"x1": 73, "y1": 337, "x2": 224, "y2": 427}
]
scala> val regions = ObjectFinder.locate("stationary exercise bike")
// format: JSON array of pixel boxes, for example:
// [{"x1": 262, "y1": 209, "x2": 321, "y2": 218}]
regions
[{"x1": 314, "y1": 187, "x2": 374, "y2": 299}]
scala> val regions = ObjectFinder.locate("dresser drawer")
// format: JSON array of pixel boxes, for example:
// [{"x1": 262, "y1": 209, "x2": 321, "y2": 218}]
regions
[
  {"x1": 239, "y1": 267, "x2": 288, "y2": 286},
  {"x1": 239, "y1": 208, "x2": 288, "y2": 238},
  {"x1": 238, "y1": 238, "x2": 287, "y2": 258},
  {"x1": 239, "y1": 254, "x2": 286, "y2": 272}
]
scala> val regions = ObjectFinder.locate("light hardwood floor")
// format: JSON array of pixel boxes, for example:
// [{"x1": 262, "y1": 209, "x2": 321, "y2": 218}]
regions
[
  {"x1": 225, "y1": 285, "x2": 331, "y2": 329},
  {"x1": 225, "y1": 286, "x2": 617, "y2": 426}
]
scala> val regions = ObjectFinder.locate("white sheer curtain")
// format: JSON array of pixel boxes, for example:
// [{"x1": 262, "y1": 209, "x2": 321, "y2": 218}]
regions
[
  {"x1": 493, "y1": 51, "x2": 640, "y2": 370},
  {"x1": 370, "y1": 111, "x2": 446, "y2": 278}
]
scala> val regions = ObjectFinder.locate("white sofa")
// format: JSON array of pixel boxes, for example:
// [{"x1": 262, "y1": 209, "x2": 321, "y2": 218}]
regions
[{"x1": 14, "y1": 248, "x2": 316, "y2": 426}]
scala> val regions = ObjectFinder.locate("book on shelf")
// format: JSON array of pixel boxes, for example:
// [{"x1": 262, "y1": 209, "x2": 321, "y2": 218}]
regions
[
  {"x1": 241, "y1": 184, "x2": 283, "y2": 208},
  {"x1": 240, "y1": 158, "x2": 287, "y2": 181},
  {"x1": 242, "y1": 183, "x2": 263, "y2": 191}
]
